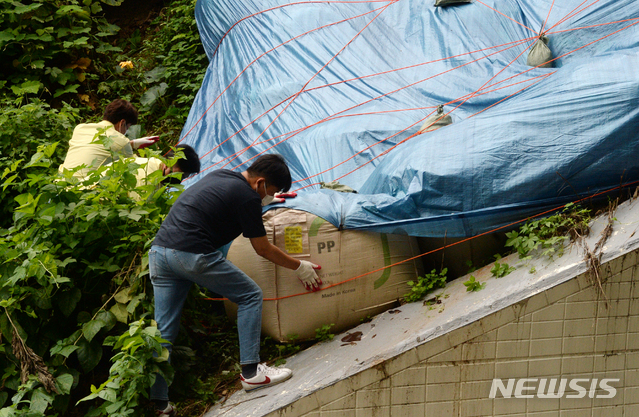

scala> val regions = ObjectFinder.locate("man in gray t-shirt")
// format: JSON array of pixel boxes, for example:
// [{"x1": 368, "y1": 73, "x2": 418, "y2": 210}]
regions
[{"x1": 149, "y1": 154, "x2": 322, "y2": 417}]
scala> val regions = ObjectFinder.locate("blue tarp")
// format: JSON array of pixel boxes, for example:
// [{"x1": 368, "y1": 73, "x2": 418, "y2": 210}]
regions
[{"x1": 181, "y1": 0, "x2": 639, "y2": 237}]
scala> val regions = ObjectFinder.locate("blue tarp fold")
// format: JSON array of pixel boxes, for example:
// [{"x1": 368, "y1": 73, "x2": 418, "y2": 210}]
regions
[{"x1": 182, "y1": 0, "x2": 639, "y2": 237}]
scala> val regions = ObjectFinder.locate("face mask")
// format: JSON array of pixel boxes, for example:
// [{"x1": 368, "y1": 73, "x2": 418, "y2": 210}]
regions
[{"x1": 261, "y1": 182, "x2": 274, "y2": 206}]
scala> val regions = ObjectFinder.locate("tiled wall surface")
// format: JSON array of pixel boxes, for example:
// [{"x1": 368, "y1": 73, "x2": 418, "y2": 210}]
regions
[{"x1": 278, "y1": 250, "x2": 639, "y2": 417}]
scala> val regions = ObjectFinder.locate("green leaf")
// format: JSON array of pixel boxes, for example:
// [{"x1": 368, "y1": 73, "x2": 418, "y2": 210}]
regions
[
  {"x1": 76, "y1": 338, "x2": 103, "y2": 372},
  {"x1": 63, "y1": 36, "x2": 89, "y2": 48},
  {"x1": 95, "y1": 310, "x2": 116, "y2": 332},
  {"x1": 56, "y1": 5, "x2": 90, "y2": 19},
  {"x1": 51, "y1": 344, "x2": 80, "y2": 358},
  {"x1": 10, "y1": 80, "x2": 43, "y2": 96},
  {"x1": 155, "y1": 346, "x2": 170, "y2": 362},
  {"x1": 463, "y1": 275, "x2": 486, "y2": 292},
  {"x1": 56, "y1": 373, "x2": 74, "y2": 395},
  {"x1": 53, "y1": 84, "x2": 80, "y2": 98},
  {"x1": 57, "y1": 287, "x2": 82, "y2": 317},
  {"x1": 33, "y1": 287, "x2": 53, "y2": 310},
  {"x1": 0, "y1": 29, "x2": 16, "y2": 44},
  {"x1": 13, "y1": 2, "x2": 42, "y2": 14},
  {"x1": 30, "y1": 388, "x2": 54, "y2": 414},
  {"x1": 140, "y1": 83, "x2": 168, "y2": 108},
  {"x1": 110, "y1": 302, "x2": 129, "y2": 323},
  {"x1": 144, "y1": 66, "x2": 166, "y2": 83},
  {"x1": 82, "y1": 319, "x2": 105, "y2": 342},
  {"x1": 98, "y1": 387, "x2": 117, "y2": 403},
  {"x1": 114, "y1": 287, "x2": 133, "y2": 303},
  {"x1": 105, "y1": 400, "x2": 125, "y2": 414}
]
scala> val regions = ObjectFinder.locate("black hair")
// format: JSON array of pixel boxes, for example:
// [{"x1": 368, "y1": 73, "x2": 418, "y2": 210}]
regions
[
  {"x1": 247, "y1": 154, "x2": 292, "y2": 192},
  {"x1": 166, "y1": 144, "x2": 200, "y2": 176},
  {"x1": 103, "y1": 99, "x2": 138, "y2": 126}
]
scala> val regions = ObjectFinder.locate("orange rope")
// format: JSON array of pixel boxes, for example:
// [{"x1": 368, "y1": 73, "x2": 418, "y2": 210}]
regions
[
  {"x1": 200, "y1": 38, "x2": 534, "y2": 171},
  {"x1": 203, "y1": 178, "x2": 639, "y2": 302},
  {"x1": 465, "y1": 73, "x2": 554, "y2": 118},
  {"x1": 474, "y1": 0, "x2": 537, "y2": 34},
  {"x1": 292, "y1": 34, "x2": 536, "y2": 190},
  {"x1": 195, "y1": 36, "x2": 534, "y2": 173},
  {"x1": 546, "y1": 0, "x2": 601, "y2": 32},
  {"x1": 540, "y1": 0, "x2": 556, "y2": 34},
  {"x1": 218, "y1": 2, "x2": 395, "y2": 170},
  {"x1": 192, "y1": 4, "x2": 391, "y2": 158},
  {"x1": 289, "y1": 18, "x2": 639, "y2": 189},
  {"x1": 185, "y1": 1, "x2": 634, "y2": 179},
  {"x1": 210, "y1": 0, "x2": 396, "y2": 58},
  {"x1": 189, "y1": 15, "x2": 638, "y2": 184},
  {"x1": 196, "y1": 2, "x2": 639, "y2": 302},
  {"x1": 190, "y1": 11, "x2": 635, "y2": 170},
  {"x1": 226, "y1": 37, "x2": 534, "y2": 177},
  {"x1": 547, "y1": 16, "x2": 639, "y2": 35},
  {"x1": 179, "y1": 3, "x2": 392, "y2": 147}
]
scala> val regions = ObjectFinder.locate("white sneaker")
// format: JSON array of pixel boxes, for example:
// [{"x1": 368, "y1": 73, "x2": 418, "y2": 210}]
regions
[
  {"x1": 154, "y1": 403, "x2": 176, "y2": 417},
  {"x1": 240, "y1": 363, "x2": 293, "y2": 392}
]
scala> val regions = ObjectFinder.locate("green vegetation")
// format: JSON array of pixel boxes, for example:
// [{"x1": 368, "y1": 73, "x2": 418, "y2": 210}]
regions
[
  {"x1": 400, "y1": 205, "x2": 592, "y2": 305},
  {"x1": 404, "y1": 268, "x2": 448, "y2": 303},
  {"x1": 0, "y1": 0, "x2": 122, "y2": 104},
  {"x1": 463, "y1": 275, "x2": 485, "y2": 292},
  {"x1": 490, "y1": 255, "x2": 516, "y2": 278},
  {"x1": 0, "y1": 1, "x2": 600, "y2": 413},
  {"x1": 505, "y1": 203, "x2": 591, "y2": 260},
  {"x1": 77, "y1": 319, "x2": 172, "y2": 417},
  {"x1": 0, "y1": 143, "x2": 182, "y2": 416},
  {"x1": 261, "y1": 334, "x2": 303, "y2": 368},
  {"x1": 315, "y1": 324, "x2": 336, "y2": 343},
  {"x1": 0, "y1": 1, "x2": 245, "y2": 415}
]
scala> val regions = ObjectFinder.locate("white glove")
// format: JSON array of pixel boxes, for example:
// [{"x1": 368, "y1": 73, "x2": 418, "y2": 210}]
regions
[
  {"x1": 295, "y1": 260, "x2": 322, "y2": 291},
  {"x1": 130, "y1": 136, "x2": 159, "y2": 149}
]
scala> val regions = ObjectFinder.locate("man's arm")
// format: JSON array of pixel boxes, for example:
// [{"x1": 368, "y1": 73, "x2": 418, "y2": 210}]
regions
[{"x1": 249, "y1": 235, "x2": 322, "y2": 291}]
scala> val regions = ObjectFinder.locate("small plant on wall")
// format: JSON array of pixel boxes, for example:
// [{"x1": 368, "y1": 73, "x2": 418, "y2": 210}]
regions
[{"x1": 404, "y1": 269, "x2": 448, "y2": 303}]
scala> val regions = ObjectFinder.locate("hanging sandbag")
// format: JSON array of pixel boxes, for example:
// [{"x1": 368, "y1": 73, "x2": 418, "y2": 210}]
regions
[
  {"x1": 320, "y1": 180, "x2": 358, "y2": 193},
  {"x1": 418, "y1": 105, "x2": 452, "y2": 133},
  {"x1": 435, "y1": 0, "x2": 472, "y2": 7},
  {"x1": 527, "y1": 35, "x2": 553, "y2": 68}
]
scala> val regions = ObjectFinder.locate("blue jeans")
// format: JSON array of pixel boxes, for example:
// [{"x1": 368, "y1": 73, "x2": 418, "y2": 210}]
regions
[{"x1": 148, "y1": 245, "x2": 263, "y2": 401}]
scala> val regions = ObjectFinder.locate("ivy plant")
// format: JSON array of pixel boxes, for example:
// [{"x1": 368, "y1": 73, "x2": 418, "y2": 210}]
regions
[
  {"x1": 404, "y1": 268, "x2": 448, "y2": 303},
  {"x1": 463, "y1": 275, "x2": 486, "y2": 292},
  {"x1": 505, "y1": 203, "x2": 591, "y2": 260}
]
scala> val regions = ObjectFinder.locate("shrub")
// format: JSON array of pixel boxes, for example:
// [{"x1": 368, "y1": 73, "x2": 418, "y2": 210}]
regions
[
  {"x1": 0, "y1": 99, "x2": 81, "y2": 230},
  {"x1": 0, "y1": 0, "x2": 122, "y2": 104},
  {"x1": 404, "y1": 269, "x2": 448, "y2": 303},
  {"x1": 505, "y1": 203, "x2": 591, "y2": 260},
  {"x1": 0, "y1": 142, "x2": 183, "y2": 414}
]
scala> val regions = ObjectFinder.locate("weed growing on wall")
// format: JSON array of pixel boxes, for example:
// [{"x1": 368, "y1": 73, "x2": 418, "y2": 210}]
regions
[
  {"x1": 490, "y1": 255, "x2": 516, "y2": 278},
  {"x1": 463, "y1": 275, "x2": 485, "y2": 292},
  {"x1": 315, "y1": 324, "x2": 336, "y2": 342},
  {"x1": 505, "y1": 203, "x2": 591, "y2": 260},
  {"x1": 404, "y1": 269, "x2": 448, "y2": 303}
]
